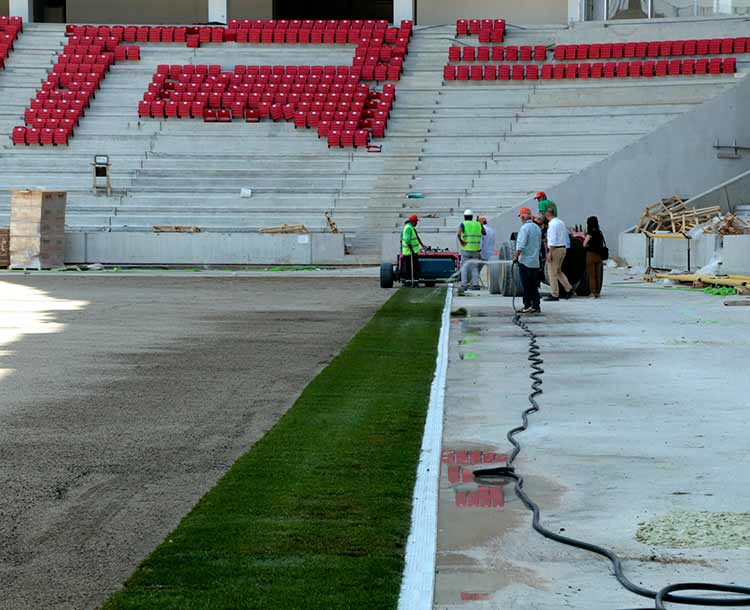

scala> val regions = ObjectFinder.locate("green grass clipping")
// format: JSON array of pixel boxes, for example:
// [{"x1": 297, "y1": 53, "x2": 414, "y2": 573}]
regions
[{"x1": 104, "y1": 287, "x2": 446, "y2": 610}]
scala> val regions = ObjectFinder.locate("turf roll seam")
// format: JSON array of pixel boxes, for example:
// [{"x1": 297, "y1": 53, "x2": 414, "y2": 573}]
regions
[{"x1": 103, "y1": 287, "x2": 445, "y2": 610}]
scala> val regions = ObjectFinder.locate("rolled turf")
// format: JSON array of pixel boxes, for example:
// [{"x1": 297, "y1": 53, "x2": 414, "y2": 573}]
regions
[{"x1": 103, "y1": 287, "x2": 445, "y2": 610}]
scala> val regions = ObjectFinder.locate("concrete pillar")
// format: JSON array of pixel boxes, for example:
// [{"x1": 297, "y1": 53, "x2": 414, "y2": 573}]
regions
[
  {"x1": 9, "y1": 0, "x2": 32, "y2": 22},
  {"x1": 716, "y1": 0, "x2": 733, "y2": 14},
  {"x1": 393, "y1": 0, "x2": 414, "y2": 25},
  {"x1": 568, "y1": 0, "x2": 585, "y2": 22},
  {"x1": 208, "y1": 0, "x2": 228, "y2": 23}
]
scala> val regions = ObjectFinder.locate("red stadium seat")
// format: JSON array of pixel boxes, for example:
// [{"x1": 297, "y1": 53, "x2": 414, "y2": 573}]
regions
[
  {"x1": 629, "y1": 61, "x2": 642, "y2": 77},
  {"x1": 443, "y1": 65, "x2": 456, "y2": 80},
  {"x1": 477, "y1": 46, "x2": 490, "y2": 62},
  {"x1": 591, "y1": 63, "x2": 603, "y2": 78},
  {"x1": 505, "y1": 46, "x2": 518, "y2": 61},
  {"x1": 534, "y1": 45, "x2": 546, "y2": 61},
  {"x1": 12, "y1": 126, "x2": 26, "y2": 145},
  {"x1": 578, "y1": 63, "x2": 590, "y2": 79},
  {"x1": 492, "y1": 46, "x2": 504, "y2": 61},
  {"x1": 519, "y1": 45, "x2": 532, "y2": 61},
  {"x1": 463, "y1": 46, "x2": 475, "y2": 61},
  {"x1": 525, "y1": 64, "x2": 539, "y2": 80},
  {"x1": 643, "y1": 60, "x2": 655, "y2": 77},
  {"x1": 470, "y1": 65, "x2": 482, "y2": 80},
  {"x1": 564, "y1": 64, "x2": 577, "y2": 79},
  {"x1": 497, "y1": 65, "x2": 510, "y2": 80},
  {"x1": 680, "y1": 59, "x2": 694, "y2": 75},
  {"x1": 484, "y1": 65, "x2": 496, "y2": 80},
  {"x1": 723, "y1": 57, "x2": 737, "y2": 74},
  {"x1": 448, "y1": 46, "x2": 460, "y2": 62},
  {"x1": 540, "y1": 64, "x2": 553, "y2": 80},
  {"x1": 512, "y1": 65, "x2": 524, "y2": 80}
]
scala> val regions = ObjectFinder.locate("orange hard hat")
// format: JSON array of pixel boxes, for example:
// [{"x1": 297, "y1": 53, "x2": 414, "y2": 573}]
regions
[
  {"x1": 518, "y1": 207, "x2": 532, "y2": 216},
  {"x1": 534, "y1": 191, "x2": 546, "y2": 200},
  {"x1": 479, "y1": 217, "x2": 487, "y2": 223},
  {"x1": 408, "y1": 214, "x2": 418, "y2": 223}
]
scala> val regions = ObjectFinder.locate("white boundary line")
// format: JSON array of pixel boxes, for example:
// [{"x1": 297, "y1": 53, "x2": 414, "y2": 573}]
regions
[{"x1": 397, "y1": 285, "x2": 453, "y2": 610}]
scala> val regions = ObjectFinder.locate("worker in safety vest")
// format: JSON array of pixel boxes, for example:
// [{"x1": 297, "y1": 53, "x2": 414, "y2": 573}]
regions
[
  {"x1": 401, "y1": 214, "x2": 426, "y2": 287},
  {"x1": 456, "y1": 209, "x2": 485, "y2": 291}
]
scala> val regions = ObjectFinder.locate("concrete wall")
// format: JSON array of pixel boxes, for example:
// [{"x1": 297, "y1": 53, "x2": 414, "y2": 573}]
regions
[
  {"x1": 417, "y1": 0, "x2": 568, "y2": 24},
  {"x1": 0, "y1": 0, "x2": 8, "y2": 16},
  {"x1": 66, "y1": 0, "x2": 208, "y2": 24},
  {"x1": 64, "y1": 232, "x2": 347, "y2": 265},
  {"x1": 687, "y1": 169, "x2": 750, "y2": 212},
  {"x1": 491, "y1": 74, "x2": 750, "y2": 255},
  {"x1": 229, "y1": 0, "x2": 272, "y2": 20}
]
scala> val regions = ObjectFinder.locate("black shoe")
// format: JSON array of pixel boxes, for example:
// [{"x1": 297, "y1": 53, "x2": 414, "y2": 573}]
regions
[
  {"x1": 562, "y1": 290, "x2": 573, "y2": 299},
  {"x1": 532, "y1": 308, "x2": 542, "y2": 314},
  {"x1": 543, "y1": 296, "x2": 559, "y2": 302}
]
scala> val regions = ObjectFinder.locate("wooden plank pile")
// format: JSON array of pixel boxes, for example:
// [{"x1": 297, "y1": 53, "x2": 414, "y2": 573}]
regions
[
  {"x1": 152, "y1": 225, "x2": 202, "y2": 233},
  {"x1": 635, "y1": 196, "x2": 720, "y2": 234},
  {"x1": 703, "y1": 213, "x2": 750, "y2": 235},
  {"x1": 260, "y1": 224, "x2": 309, "y2": 234}
]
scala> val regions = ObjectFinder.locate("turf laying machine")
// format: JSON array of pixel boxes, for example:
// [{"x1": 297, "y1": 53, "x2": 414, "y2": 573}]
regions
[{"x1": 380, "y1": 248, "x2": 460, "y2": 288}]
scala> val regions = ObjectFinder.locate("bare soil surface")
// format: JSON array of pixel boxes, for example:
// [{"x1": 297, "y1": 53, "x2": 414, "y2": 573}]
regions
[{"x1": 0, "y1": 275, "x2": 389, "y2": 610}]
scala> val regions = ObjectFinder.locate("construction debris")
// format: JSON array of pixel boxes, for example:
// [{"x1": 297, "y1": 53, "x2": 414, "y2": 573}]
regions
[
  {"x1": 152, "y1": 225, "x2": 202, "y2": 233},
  {"x1": 648, "y1": 272, "x2": 750, "y2": 290},
  {"x1": 324, "y1": 212, "x2": 339, "y2": 234},
  {"x1": 703, "y1": 213, "x2": 750, "y2": 235},
  {"x1": 636, "y1": 196, "x2": 721, "y2": 235},
  {"x1": 259, "y1": 224, "x2": 309, "y2": 234}
]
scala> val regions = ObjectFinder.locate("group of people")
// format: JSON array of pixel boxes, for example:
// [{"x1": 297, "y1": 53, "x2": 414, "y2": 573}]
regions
[
  {"x1": 399, "y1": 194, "x2": 607, "y2": 312},
  {"x1": 513, "y1": 192, "x2": 607, "y2": 314}
]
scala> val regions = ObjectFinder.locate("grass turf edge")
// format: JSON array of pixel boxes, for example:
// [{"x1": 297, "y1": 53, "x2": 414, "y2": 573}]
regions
[{"x1": 103, "y1": 287, "x2": 446, "y2": 610}]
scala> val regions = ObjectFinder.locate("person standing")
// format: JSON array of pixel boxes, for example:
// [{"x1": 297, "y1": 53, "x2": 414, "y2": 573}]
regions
[
  {"x1": 543, "y1": 206, "x2": 573, "y2": 301},
  {"x1": 456, "y1": 209, "x2": 485, "y2": 290},
  {"x1": 512, "y1": 207, "x2": 542, "y2": 314},
  {"x1": 478, "y1": 216, "x2": 495, "y2": 282},
  {"x1": 400, "y1": 214, "x2": 425, "y2": 287},
  {"x1": 583, "y1": 215, "x2": 606, "y2": 298}
]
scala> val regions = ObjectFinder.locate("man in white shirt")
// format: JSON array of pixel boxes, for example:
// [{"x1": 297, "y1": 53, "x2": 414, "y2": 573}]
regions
[
  {"x1": 478, "y1": 217, "x2": 495, "y2": 282},
  {"x1": 543, "y1": 206, "x2": 573, "y2": 301}
]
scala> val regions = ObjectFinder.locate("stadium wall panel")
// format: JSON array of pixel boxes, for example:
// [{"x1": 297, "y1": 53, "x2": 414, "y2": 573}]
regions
[{"x1": 66, "y1": 0, "x2": 208, "y2": 24}]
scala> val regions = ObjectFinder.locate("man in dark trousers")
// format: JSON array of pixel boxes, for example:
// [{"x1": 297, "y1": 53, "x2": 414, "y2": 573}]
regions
[
  {"x1": 512, "y1": 207, "x2": 543, "y2": 314},
  {"x1": 400, "y1": 214, "x2": 426, "y2": 287}
]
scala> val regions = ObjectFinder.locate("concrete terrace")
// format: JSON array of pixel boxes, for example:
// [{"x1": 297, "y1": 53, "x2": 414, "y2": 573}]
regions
[{"x1": 437, "y1": 272, "x2": 750, "y2": 609}]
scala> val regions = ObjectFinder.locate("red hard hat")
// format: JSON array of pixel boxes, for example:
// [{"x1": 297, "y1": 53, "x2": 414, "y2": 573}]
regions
[
  {"x1": 518, "y1": 207, "x2": 532, "y2": 216},
  {"x1": 408, "y1": 214, "x2": 418, "y2": 223},
  {"x1": 479, "y1": 217, "x2": 487, "y2": 223},
  {"x1": 535, "y1": 191, "x2": 546, "y2": 200}
]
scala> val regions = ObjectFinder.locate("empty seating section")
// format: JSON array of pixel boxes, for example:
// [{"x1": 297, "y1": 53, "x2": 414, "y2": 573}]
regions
[
  {"x1": 443, "y1": 32, "x2": 741, "y2": 82},
  {"x1": 552, "y1": 38, "x2": 749, "y2": 61},
  {"x1": 0, "y1": 16, "x2": 23, "y2": 70},
  {"x1": 455, "y1": 19, "x2": 505, "y2": 43},
  {"x1": 11, "y1": 19, "x2": 412, "y2": 147},
  {"x1": 141, "y1": 64, "x2": 395, "y2": 148},
  {"x1": 443, "y1": 57, "x2": 736, "y2": 81},
  {"x1": 448, "y1": 44, "x2": 548, "y2": 63},
  {"x1": 13, "y1": 25, "x2": 140, "y2": 146}
]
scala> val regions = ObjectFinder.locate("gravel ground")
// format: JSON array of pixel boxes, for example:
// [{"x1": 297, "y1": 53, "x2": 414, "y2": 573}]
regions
[{"x1": 0, "y1": 275, "x2": 389, "y2": 610}]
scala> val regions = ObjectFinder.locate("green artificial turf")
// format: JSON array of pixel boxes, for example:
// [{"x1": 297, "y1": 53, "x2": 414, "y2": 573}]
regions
[{"x1": 103, "y1": 287, "x2": 446, "y2": 610}]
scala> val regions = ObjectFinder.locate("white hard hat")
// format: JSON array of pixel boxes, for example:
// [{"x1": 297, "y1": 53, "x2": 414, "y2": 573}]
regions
[{"x1": 463, "y1": 208, "x2": 473, "y2": 216}]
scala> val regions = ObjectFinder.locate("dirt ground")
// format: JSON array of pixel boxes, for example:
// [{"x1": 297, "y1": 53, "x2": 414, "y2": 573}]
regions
[{"x1": 0, "y1": 274, "x2": 389, "y2": 610}]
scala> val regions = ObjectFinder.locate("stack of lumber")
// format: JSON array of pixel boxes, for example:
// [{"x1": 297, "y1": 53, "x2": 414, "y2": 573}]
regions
[
  {"x1": 260, "y1": 224, "x2": 309, "y2": 234},
  {"x1": 704, "y1": 213, "x2": 750, "y2": 235},
  {"x1": 636, "y1": 196, "x2": 720, "y2": 234},
  {"x1": 152, "y1": 225, "x2": 202, "y2": 233}
]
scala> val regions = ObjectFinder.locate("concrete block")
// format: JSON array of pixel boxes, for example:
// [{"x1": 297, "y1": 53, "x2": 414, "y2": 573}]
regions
[
  {"x1": 311, "y1": 234, "x2": 346, "y2": 265},
  {"x1": 619, "y1": 232, "x2": 648, "y2": 267},
  {"x1": 721, "y1": 235, "x2": 750, "y2": 275}
]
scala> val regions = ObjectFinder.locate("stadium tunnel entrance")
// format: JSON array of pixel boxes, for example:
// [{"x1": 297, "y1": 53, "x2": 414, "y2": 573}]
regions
[
  {"x1": 33, "y1": 0, "x2": 66, "y2": 22},
  {"x1": 273, "y1": 0, "x2": 393, "y2": 21}
]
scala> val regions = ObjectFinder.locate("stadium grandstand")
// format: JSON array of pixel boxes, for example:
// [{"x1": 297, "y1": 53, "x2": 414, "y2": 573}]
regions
[{"x1": 1, "y1": 3, "x2": 749, "y2": 610}]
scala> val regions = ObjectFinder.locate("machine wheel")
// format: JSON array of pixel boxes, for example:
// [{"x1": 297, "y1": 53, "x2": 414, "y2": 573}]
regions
[
  {"x1": 489, "y1": 257, "x2": 502, "y2": 294},
  {"x1": 499, "y1": 260, "x2": 524, "y2": 297},
  {"x1": 380, "y1": 262, "x2": 395, "y2": 288}
]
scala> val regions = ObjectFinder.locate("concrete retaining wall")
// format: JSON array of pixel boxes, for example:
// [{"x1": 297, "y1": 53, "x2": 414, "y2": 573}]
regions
[
  {"x1": 618, "y1": 232, "x2": 720, "y2": 270},
  {"x1": 491, "y1": 73, "x2": 750, "y2": 255},
  {"x1": 64, "y1": 232, "x2": 347, "y2": 265}
]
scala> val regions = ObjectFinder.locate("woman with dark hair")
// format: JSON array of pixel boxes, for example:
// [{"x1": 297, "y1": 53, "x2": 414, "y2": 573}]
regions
[{"x1": 583, "y1": 216, "x2": 607, "y2": 298}]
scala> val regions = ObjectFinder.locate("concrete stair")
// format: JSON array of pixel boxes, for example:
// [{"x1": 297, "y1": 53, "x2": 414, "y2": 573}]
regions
[{"x1": 0, "y1": 19, "x2": 747, "y2": 264}]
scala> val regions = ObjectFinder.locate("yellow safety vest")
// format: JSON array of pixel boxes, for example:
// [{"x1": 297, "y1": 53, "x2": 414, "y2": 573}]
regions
[
  {"x1": 461, "y1": 220, "x2": 482, "y2": 252},
  {"x1": 401, "y1": 223, "x2": 419, "y2": 255}
]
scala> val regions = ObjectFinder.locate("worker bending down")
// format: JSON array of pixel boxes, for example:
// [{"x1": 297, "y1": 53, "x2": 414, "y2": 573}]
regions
[
  {"x1": 401, "y1": 214, "x2": 426, "y2": 287},
  {"x1": 457, "y1": 209, "x2": 486, "y2": 291}
]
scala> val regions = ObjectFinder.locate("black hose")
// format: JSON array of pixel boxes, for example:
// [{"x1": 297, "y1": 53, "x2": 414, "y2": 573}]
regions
[{"x1": 473, "y1": 262, "x2": 750, "y2": 609}]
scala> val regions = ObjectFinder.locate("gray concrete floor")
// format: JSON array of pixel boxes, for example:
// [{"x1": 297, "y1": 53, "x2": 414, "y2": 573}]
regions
[
  {"x1": 0, "y1": 275, "x2": 388, "y2": 610},
  {"x1": 436, "y1": 270, "x2": 750, "y2": 609}
]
